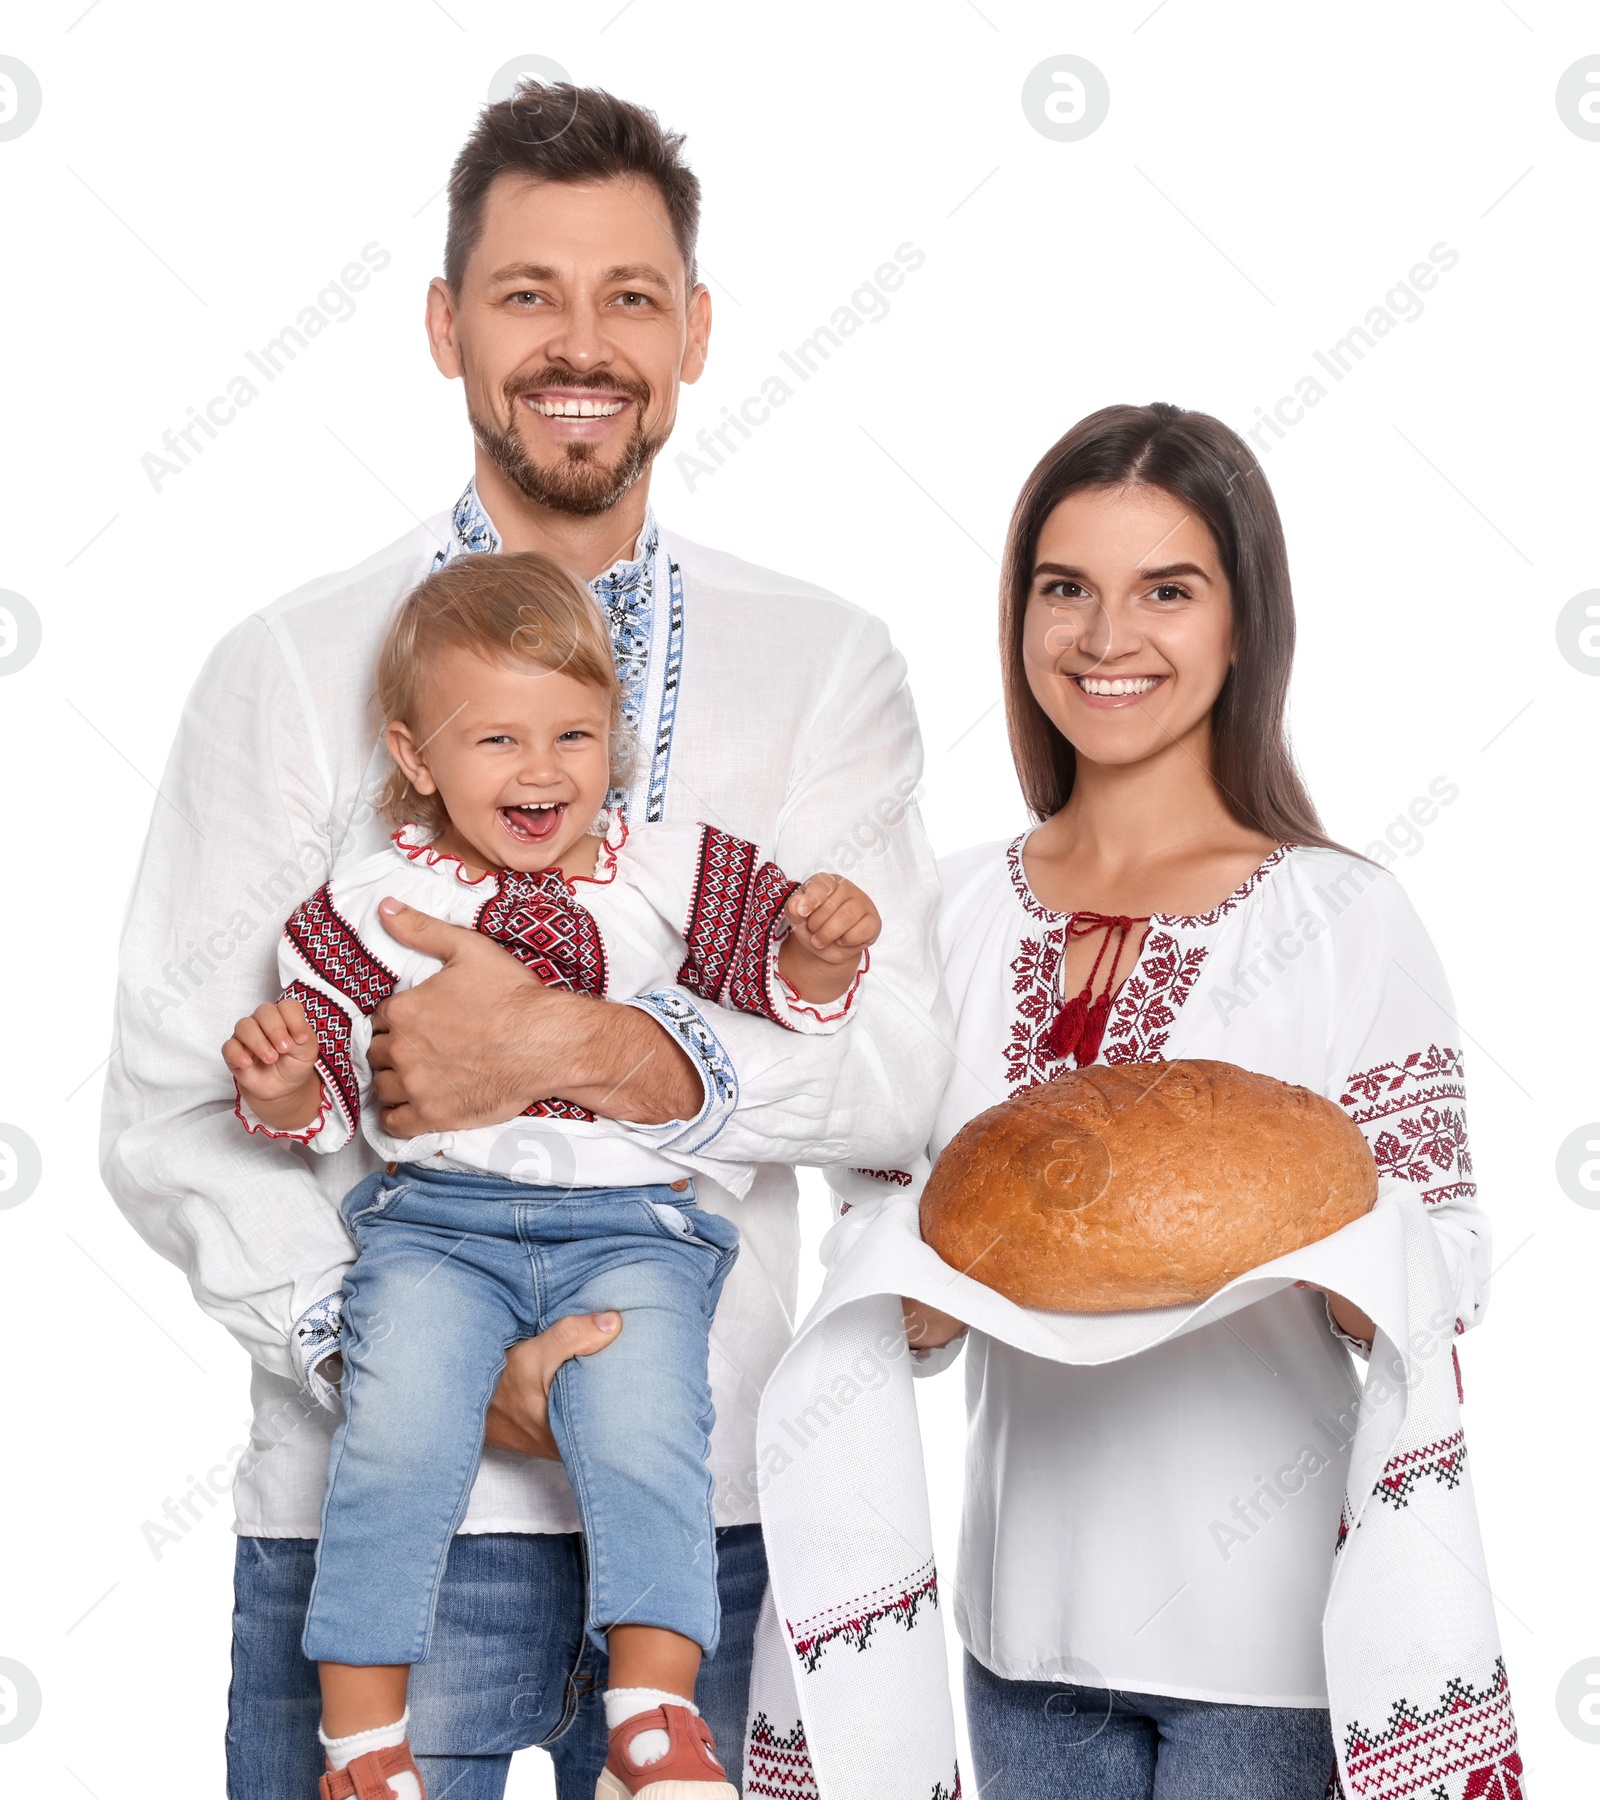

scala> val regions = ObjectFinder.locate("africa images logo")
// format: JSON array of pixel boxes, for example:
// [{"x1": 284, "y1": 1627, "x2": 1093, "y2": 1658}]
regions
[{"x1": 0, "y1": 57, "x2": 42, "y2": 141}]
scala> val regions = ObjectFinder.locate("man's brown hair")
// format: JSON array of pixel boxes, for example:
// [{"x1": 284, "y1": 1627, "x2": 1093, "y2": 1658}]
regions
[
  {"x1": 376, "y1": 552, "x2": 629, "y2": 830},
  {"x1": 444, "y1": 83, "x2": 702, "y2": 290}
]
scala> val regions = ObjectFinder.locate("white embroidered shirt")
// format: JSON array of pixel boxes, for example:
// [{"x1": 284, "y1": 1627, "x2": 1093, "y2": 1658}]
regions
[
  {"x1": 238, "y1": 816, "x2": 863, "y2": 1190},
  {"x1": 100, "y1": 484, "x2": 951, "y2": 1538},
  {"x1": 835, "y1": 834, "x2": 1490, "y2": 1707}
]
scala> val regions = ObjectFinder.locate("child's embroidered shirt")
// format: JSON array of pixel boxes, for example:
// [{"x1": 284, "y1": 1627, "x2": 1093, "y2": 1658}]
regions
[{"x1": 238, "y1": 815, "x2": 864, "y2": 1190}]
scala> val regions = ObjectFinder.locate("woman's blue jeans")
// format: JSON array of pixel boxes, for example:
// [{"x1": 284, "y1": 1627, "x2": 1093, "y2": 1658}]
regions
[
  {"x1": 964, "y1": 1652, "x2": 1336, "y2": 1799},
  {"x1": 301, "y1": 1163, "x2": 740, "y2": 1666}
]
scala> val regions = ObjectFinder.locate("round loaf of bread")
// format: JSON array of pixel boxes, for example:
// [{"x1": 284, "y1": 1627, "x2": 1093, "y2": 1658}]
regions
[{"x1": 919, "y1": 1060, "x2": 1377, "y2": 1311}]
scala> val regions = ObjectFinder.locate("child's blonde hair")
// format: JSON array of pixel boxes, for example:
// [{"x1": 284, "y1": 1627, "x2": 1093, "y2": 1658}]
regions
[{"x1": 375, "y1": 551, "x2": 631, "y2": 830}]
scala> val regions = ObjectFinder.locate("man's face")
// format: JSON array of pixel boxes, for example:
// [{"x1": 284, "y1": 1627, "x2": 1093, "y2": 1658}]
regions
[{"x1": 428, "y1": 174, "x2": 710, "y2": 516}]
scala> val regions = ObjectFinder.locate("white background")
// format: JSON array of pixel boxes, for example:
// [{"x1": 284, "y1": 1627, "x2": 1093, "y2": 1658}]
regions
[{"x1": 2, "y1": 1, "x2": 1595, "y2": 1793}]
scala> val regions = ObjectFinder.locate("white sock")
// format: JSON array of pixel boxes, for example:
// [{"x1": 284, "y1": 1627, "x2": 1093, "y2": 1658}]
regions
[
  {"x1": 319, "y1": 1709, "x2": 416, "y2": 1798},
  {"x1": 604, "y1": 1687, "x2": 697, "y2": 1768}
]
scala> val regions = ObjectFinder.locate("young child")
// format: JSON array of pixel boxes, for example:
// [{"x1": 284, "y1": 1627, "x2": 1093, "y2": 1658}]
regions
[{"x1": 222, "y1": 552, "x2": 881, "y2": 1800}]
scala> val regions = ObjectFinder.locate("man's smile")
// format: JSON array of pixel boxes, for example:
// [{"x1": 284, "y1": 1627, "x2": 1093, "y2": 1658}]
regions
[
  {"x1": 517, "y1": 385, "x2": 639, "y2": 443},
  {"x1": 526, "y1": 390, "x2": 630, "y2": 418}
]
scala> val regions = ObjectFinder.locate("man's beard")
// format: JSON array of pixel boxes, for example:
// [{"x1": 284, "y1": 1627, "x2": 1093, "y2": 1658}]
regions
[{"x1": 469, "y1": 368, "x2": 665, "y2": 518}]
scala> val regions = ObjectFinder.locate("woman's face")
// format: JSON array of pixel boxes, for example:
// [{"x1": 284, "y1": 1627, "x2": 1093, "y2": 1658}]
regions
[{"x1": 1021, "y1": 483, "x2": 1235, "y2": 770}]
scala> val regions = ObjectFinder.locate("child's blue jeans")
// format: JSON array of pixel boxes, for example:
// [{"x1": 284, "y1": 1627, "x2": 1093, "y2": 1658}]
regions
[{"x1": 300, "y1": 1162, "x2": 740, "y2": 1668}]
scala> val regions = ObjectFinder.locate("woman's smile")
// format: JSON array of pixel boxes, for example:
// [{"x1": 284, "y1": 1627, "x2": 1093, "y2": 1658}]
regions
[{"x1": 1070, "y1": 673, "x2": 1166, "y2": 707}]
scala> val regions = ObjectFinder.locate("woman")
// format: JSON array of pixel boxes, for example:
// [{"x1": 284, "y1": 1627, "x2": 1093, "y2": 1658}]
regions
[{"x1": 886, "y1": 402, "x2": 1491, "y2": 1797}]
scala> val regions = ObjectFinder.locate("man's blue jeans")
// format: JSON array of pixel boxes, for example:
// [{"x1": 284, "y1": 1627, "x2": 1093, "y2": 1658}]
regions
[
  {"x1": 964, "y1": 1653, "x2": 1335, "y2": 1799},
  {"x1": 303, "y1": 1165, "x2": 739, "y2": 1664},
  {"x1": 228, "y1": 1526, "x2": 768, "y2": 1798}
]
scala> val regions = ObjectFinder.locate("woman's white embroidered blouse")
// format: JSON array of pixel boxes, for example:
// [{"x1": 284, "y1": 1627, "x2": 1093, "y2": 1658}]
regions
[{"x1": 869, "y1": 834, "x2": 1490, "y2": 1706}]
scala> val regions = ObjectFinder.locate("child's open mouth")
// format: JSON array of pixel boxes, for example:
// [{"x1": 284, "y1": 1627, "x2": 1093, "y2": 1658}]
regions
[{"x1": 498, "y1": 802, "x2": 566, "y2": 845}]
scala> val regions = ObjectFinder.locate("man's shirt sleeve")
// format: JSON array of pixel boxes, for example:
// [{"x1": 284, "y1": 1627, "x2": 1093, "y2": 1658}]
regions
[
  {"x1": 99, "y1": 614, "x2": 360, "y2": 1390},
  {"x1": 619, "y1": 608, "x2": 954, "y2": 1177}
]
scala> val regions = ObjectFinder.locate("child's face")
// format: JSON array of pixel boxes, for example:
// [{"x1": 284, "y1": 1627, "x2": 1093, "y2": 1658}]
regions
[{"x1": 386, "y1": 644, "x2": 614, "y2": 875}]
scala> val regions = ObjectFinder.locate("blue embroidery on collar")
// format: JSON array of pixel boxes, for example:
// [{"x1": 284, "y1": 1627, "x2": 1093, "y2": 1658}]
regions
[
  {"x1": 433, "y1": 481, "x2": 501, "y2": 566},
  {"x1": 645, "y1": 556, "x2": 684, "y2": 824},
  {"x1": 593, "y1": 514, "x2": 656, "y2": 791}
]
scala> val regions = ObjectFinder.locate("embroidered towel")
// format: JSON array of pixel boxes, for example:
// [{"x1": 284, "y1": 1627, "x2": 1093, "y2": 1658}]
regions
[{"x1": 745, "y1": 1188, "x2": 1521, "y2": 1800}]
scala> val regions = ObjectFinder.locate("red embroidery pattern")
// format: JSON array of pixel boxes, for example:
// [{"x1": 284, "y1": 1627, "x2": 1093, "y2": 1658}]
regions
[
  {"x1": 474, "y1": 870, "x2": 609, "y2": 995},
  {"x1": 1342, "y1": 1046, "x2": 1465, "y2": 1113},
  {"x1": 286, "y1": 885, "x2": 398, "y2": 1017},
  {"x1": 1342, "y1": 1049, "x2": 1473, "y2": 1199},
  {"x1": 678, "y1": 826, "x2": 800, "y2": 1028},
  {"x1": 727, "y1": 861, "x2": 799, "y2": 1018},
  {"x1": 1422, "y1": 1181, "x2": 1475, "y2": 1209},
  {"x1": 1004, "y1": 835, "x2": 1058, "y2": 925},
  {"x1": 1461, "y1": 1754, "x2": 1524, "y2": 1799},
  {"x1": 1005, "y1": 926, "x2": 1211, "y2": 1086},
  {"x1": 1154, "y1": 845, "x2": 1291, "y2": 926},
  {"x1": 466, "y1": 872, "x2": 610, "y2": 1122},
  {"x1": 1101, "y1": 930, "x2": 1210, "y2": 1065},
  {"x1": 1340, "y1": 1659, "x2": 1520, "y2": 1800},
  {"x1": 681, "y1": 829, "x2": 757, "y2": 993},
  {"x1": 284, "y1": 979, "x2": 360, "y2": 1136},
  {"x1": 853, "y1": 1168, "x2": 913, "y2": 1187},
  {"x1": 1005, "y1": 836, "x2": 1288, "y2": 928},
  {"x1": 1002, "y1": 835, "x2": 1248, "y2": 1088},
  {"x1": 1374, "y1": 1431, "x2": 1466, "y2": 1509},
  {"x1": 1371, "y1": 1107, "x2": 1471, "y2": 1186},
  {"x1": 788, "y1": 1557, "x2": 938, "y2": 1673},
  {"x1": 1005, "y1": 930, "x2": 1066, "y2": 1092},
  {"x1": 522, "y1": 1095, "x2": 596, "y2": 1122},
  {"x1": 745, "y1": 1715, "x2": 819, "y2": 1800},
  {"x1": 746, "y1": 1715, "x2": 959, "y2": 1800}
]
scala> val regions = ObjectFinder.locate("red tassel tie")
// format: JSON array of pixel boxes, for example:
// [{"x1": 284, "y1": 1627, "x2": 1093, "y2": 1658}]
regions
[{"x1": 1042, "y1": 911, "x2": 1148, "y2": 1067}]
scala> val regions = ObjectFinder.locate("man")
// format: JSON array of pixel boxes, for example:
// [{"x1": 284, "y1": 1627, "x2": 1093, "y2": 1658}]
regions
[{"x1": 101, "y1": 83, "x2": 949, "y2": 1799}]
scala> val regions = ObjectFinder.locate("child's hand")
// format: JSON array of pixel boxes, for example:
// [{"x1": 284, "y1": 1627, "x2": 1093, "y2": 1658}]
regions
[
  {"x1": 222, "y1": 998, "x2": 323, "y2": 1127},
  {"x1": 778, "y1": 875, "x2": 880, "y2": 1006},
  {"x1": 785, "y1": 874, "x2": 881, "y2": 965}
]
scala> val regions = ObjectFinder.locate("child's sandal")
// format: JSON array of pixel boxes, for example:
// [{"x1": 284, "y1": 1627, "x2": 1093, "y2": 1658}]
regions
[
  {"x1": 318, "y1": 1740, "x2": 427, "y2": 1800},
  {"x1": 595, "y1": 1703, "x2": 737, "y2": 1798}
]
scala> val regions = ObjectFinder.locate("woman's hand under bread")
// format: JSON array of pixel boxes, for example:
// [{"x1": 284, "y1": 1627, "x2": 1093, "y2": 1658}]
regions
[
  {"x1": 1296, "y1": 1282, "x2": 1376, "y2": 1348},
  {"x1": 902, "y1": 1297, "x2": 967, "y2": 1352}
]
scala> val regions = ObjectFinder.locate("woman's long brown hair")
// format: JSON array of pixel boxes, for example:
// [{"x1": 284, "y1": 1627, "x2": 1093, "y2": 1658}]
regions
[{"x1": 1000, "y1": 401, "x2": 1343, "y2": 849}]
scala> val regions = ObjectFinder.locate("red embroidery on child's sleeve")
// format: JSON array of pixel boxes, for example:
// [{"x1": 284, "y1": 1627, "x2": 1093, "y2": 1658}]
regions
[
  {"x1": 283, "y1": 979, "x2": 360, "y2": 1135},
  {"x1": 286, "y1": 886, "x2": 398, "y2": 1016},
  {"x1": 678, "y1": 826, "x2": 800, "y2": 1028}
]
